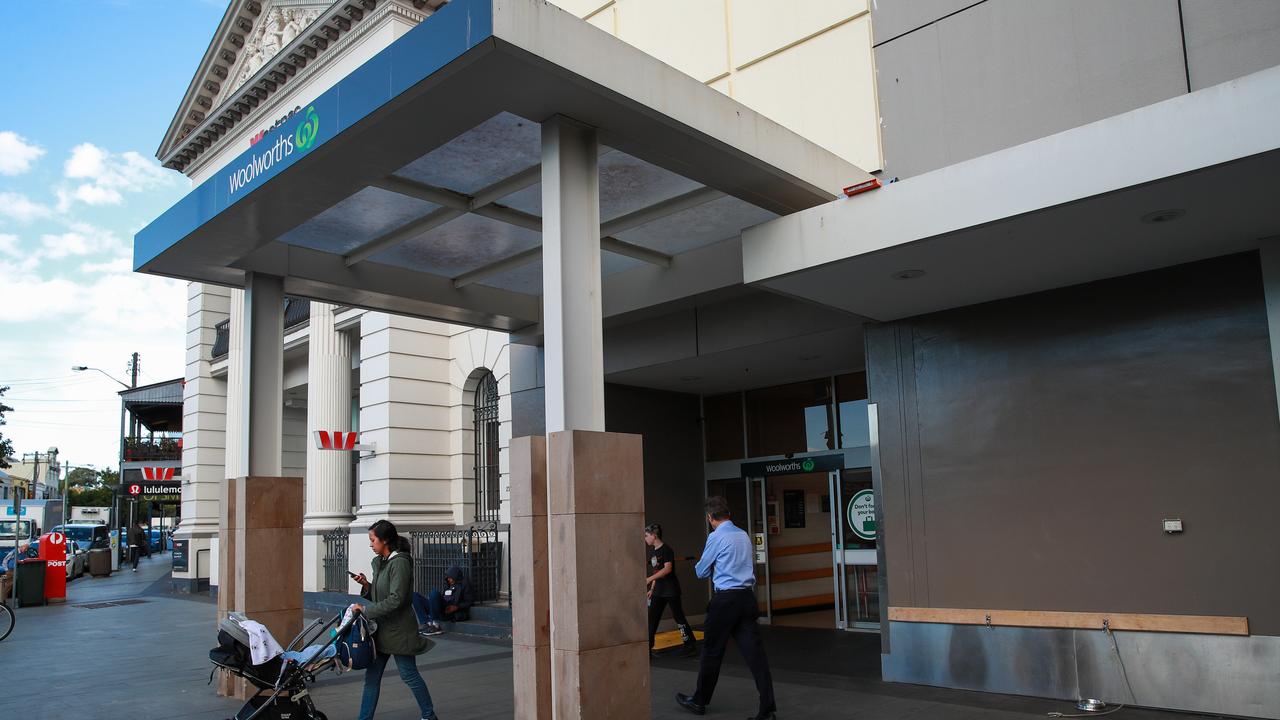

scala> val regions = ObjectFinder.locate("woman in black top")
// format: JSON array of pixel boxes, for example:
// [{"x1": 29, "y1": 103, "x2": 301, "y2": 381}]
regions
[{"x1": 645, "y1": 523, "x2": 698, "y2": 657}]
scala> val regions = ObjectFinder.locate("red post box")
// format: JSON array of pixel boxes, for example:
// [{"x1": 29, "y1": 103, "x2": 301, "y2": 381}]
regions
[{"x1": 37, "y1": 531, "x2": 67, "y2": 603}]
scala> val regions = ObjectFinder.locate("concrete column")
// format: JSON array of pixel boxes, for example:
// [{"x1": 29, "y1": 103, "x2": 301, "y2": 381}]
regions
[
  {"x1": 176, "y1": 282, "x2": 229, "y2": 592},
  {"x1": 217, "y1": 274, "x2": 302, "y2": 698},
  {"x1": 244, "y1": 272, "x2": 284, "y2": 477},
  {"x1": 538, "y1": 116, "x2": 648, "y2": 718},
  {"x1": 541, "y1": 115, "x2": 605, "y2": 434},
  {"x1": 510, "y1": 436, "x2": 551, "y2": 720},
  {"x1": 304, "y1": 302, "x2": 355, "y2": 592}
]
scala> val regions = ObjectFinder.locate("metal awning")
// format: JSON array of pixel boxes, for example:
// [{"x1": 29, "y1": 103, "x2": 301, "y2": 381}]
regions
[{"x1": 135, "y1": 0, "x2": 868, "y2": 332}]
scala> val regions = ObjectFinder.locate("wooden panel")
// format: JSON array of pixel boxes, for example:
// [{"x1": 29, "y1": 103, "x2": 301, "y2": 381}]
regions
[
  {"x1": 768, "y1": 542, "x2": 830, "y2": 558},
  {"x1": 888, "y1": 607, "x2": 1249, "y2": 636},
  {"x1": 759, "y1": 566, "x2": 834, "y2": 585},
  {"x1": 764, "y1": 593, "x2": 835, "y2": 611}
]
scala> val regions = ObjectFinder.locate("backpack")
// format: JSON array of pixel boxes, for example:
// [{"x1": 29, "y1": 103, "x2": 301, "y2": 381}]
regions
[{"x1": 335, "y1": 614, "x2": 377, "y2": 670}]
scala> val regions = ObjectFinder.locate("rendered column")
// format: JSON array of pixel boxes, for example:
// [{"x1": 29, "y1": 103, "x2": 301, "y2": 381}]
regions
[
  {"x1": 540, "y1": 117, "x2": 649, "y2": 718},
  {"x1": 303, "y1": 302, "x2": 354, "y2": 592},
  {"x1": 176, "y1": 282, "x2": 230, "y2": 592},
  {"x1": 510, "y1": 436, "x2": 551, "y2": 720}
]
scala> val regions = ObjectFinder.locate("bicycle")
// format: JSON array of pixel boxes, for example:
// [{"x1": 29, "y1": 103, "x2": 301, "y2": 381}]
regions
[{"x1": 0, "y1": 601, "x2": 13, "y2": 642}]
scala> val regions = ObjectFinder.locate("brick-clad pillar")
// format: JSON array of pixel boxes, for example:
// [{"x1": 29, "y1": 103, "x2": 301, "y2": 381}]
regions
[
  {"x1": 548, "y1": 430, "x2": 648, "y2": 719},
  {"x1": 510, "y1": 435, "x2": 551, "y2": 719}
]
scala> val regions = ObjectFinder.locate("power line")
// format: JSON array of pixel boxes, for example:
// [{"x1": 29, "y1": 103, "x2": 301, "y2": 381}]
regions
[{"x1": 1, "y1": 397, "x2": 118, "y2": 403}]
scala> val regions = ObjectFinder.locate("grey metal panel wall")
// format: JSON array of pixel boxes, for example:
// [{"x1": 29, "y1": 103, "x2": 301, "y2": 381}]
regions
[
  {"x1": 871, "y1": 0, "x2": 978, "y2": 44},
  {"x1": 884, "y1": 621, "x2": 1280, "y2": 718},
  {"x1": 865, "y1": 253, "x2": 1280, "y2": 635},
  {"x1": 1183, "y1": 0, "x2": 1280, "y2": 90},
  {"x1": 874, "y1": 0, "x2": 1186, "y2": 179}
]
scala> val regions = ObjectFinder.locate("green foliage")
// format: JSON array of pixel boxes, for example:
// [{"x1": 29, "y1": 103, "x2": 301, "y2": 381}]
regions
[
  {"x1": 66, "y1": 466, "x2": 99, "y2": 488},
  {"x1": 69, "y1": 485, "x2": 114, "y2": 508},
  {"x1": 97, "y1": 468, "x2": 120, "y2": 487},
  {"x1": 0, "y1": 386, "x2": 12, "y2": 469}
]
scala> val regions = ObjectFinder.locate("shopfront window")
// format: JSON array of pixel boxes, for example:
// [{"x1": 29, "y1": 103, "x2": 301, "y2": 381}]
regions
[
  {"x1": 836, "y1": 372, "x2": 870, "y2": 449},
  {"x1": 745, "y1": 379, "x2": 833, "y2": 457}
]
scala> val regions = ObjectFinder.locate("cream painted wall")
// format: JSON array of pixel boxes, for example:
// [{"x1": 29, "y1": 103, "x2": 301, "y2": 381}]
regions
[{"x1": 560, "y1": 0, "x2": 883, "y2": 172}]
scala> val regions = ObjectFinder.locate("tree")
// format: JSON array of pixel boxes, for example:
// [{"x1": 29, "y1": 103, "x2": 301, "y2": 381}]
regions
[
  {"x1": 0, "y1": 386, "x2": 12, "y2": 469},
  {"x1": 97, "y1": 468, "x2": 119, "y2": 487},
  {"x1": 69, "y1": 485, "x2": 114, "y2": 509},
  {"x1": 66, "y1": 467, "x2": 99, "y2": 489}
]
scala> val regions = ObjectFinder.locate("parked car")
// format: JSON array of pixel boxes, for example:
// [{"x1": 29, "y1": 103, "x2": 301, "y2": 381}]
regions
[
  {"x1": 147, "y1": 529, "x2": 166, "y2": 553},
  {"x1": 29, "y1": 537, "x2": 86, "y2": 580},
  {"x1": 53, "y1": 524, "x2": 111, "y2": 553}
]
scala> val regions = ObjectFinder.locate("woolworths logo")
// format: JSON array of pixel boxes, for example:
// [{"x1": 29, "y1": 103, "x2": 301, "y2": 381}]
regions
[
  {"x1": 228, "y1": 105, "x2": 320, "y2": 196},
  {"x1": 763, "y1": 458, "x2": 816, "y2": 474},
  {"x1": 294, "y1": 105, "x2": 319, "y2": 149}
]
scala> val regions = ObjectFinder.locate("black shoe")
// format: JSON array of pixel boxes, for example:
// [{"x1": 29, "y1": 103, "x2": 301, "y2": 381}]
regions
[
  {"x1": 679, "y1": 643, "x2": 698, "y2": 658},
  {"x1": 675, "y1": 692, "x2": 706, "y2": 715},
  {"x1": 748, "y1": 714, "x2": 776, "y2": 720}
]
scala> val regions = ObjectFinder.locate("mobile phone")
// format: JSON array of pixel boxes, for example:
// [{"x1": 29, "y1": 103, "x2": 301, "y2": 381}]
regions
[{"x1": 348, "y1": 571, "x2": 359, "y2": 579}]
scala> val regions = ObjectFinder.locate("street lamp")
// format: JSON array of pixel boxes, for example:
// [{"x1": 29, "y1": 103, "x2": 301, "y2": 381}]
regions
[
  {"x1": 70, "y1": 366, "x2": 130, "y2": 390},
  {"x1": 72, "y1": 364, "x2": 133, "y2": 538}
]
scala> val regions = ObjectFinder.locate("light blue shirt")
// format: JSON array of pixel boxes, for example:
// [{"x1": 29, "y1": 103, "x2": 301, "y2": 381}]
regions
[{"x1": 694, "y1": 520, "x2": 756, "y2": 591}]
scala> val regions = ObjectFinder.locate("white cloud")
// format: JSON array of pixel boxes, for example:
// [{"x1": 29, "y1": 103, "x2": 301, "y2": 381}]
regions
[
  {"x1": 57, "y1": 144, "x2": 176, "y2": 211},
  {"x1": 0, "y1": 191, "x2": 52, "y2": 223},
  {"x1": 0, "y1": 131, "x2": 45, "y2": 175},
  {"x1": 80, "y1": 256, "x2": 132, "y2": 274},
  {"x1": 0, "y1": 233, "x2": 19, "y2": 256},
  {"x1": 0, "y1": 270, "x2": 187, "y2": 469}
]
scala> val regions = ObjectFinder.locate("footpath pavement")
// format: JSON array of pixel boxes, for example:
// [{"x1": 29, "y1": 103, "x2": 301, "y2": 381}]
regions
[{"x1": 0, "y1": 555, "x2": 1224, "y2": 719}]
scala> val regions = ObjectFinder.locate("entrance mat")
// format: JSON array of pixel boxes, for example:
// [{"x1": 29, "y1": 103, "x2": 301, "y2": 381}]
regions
[
  {"x1": 74, "y1": 599, "x2": 150, "y2": 609},
  {"x1": 653, "y1": 629, "x2": 704, "y2": 650}
]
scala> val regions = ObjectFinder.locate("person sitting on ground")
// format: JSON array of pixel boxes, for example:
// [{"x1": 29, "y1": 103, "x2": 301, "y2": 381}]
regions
[
  {"x1": 1, "y1": 542, "x2": 34, "y2": 604},
  {"x1": 413, "y1": 565, "x2": 474, "y2": 636}
]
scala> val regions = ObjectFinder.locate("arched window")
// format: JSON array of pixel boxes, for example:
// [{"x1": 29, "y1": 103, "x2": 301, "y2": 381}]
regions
[{"x1": 473, "y1": 371, "x2": 500, "y2": 523}]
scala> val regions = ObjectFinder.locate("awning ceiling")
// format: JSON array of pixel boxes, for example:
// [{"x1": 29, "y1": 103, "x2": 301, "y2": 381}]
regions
[{"x1": 135, "y1": 0, "x2": 868, "y2": 332}]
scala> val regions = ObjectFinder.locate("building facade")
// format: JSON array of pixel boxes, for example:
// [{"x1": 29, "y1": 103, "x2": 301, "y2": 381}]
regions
[{"x1": 152, "y1": 1, "x2": 1280, "y2": 717}]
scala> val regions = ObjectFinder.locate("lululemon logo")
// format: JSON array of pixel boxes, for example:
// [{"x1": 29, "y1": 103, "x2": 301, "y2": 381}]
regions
[
  {"x1": 801, "y1": 458, "x2": 815, "y2": 472},
  {"x1": 295, "y1": 105, "x2": 320, "y2": 150}
]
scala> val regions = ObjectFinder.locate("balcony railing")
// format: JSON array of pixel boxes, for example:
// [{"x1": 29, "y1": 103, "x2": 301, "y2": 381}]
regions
[
  {"x1": 211, "y1": 296, "x2": 311, "y2": 360},
  {"x1": 123, "y1": 436, "x2": 182, "y2": 462}
]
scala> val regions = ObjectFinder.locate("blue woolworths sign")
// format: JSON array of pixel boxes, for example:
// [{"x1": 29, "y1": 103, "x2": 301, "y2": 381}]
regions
[{"x1": 223, "y1": 102, "x2": 325, "y2": 200}]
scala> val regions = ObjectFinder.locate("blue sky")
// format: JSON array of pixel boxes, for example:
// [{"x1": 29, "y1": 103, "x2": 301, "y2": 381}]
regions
[{"x1": 0, "y1": 1, "x2": 227, "y2": 472}]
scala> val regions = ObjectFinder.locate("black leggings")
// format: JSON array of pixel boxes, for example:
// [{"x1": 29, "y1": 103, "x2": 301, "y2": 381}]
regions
[{"x1": 648, "y1": 594, "x2": 690, "y2": 648}]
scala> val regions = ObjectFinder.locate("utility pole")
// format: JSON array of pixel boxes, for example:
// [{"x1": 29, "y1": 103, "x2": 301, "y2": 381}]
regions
[{"x1": 128, "y1": 353, "x2": 140, "y2": 438}]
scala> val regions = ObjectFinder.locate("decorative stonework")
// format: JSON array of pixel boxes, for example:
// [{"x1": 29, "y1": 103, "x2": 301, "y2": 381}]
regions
[
  {"x1": 164, "y1": 0, "x2": 434, "y2": 175},
  {"x1": 226, "y1": 2, "x2": 327, "y2": 100}
]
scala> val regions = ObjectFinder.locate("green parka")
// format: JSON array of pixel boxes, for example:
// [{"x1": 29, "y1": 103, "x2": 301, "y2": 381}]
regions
[{"x1": 360, "y1": 552, "x2": 434, "y2": 656}]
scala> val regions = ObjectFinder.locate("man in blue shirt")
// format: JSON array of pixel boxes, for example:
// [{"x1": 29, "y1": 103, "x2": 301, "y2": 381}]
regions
[{"x1": 676, "y1": 496, "x2": 776, "y2": 720}]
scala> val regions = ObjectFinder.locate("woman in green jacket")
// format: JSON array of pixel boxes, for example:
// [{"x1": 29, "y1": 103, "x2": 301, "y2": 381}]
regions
[{"x1": 351, "y1": 520, "x2": 439, "y2": 720}]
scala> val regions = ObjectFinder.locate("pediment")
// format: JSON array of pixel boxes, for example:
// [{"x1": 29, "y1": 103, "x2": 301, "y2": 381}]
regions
[
  {"x1": 221, "y1": 1, "x2": 330, "y2": 102},
  {"x1": 156, "y1": 0, "x2": 445, "y2": 175}
]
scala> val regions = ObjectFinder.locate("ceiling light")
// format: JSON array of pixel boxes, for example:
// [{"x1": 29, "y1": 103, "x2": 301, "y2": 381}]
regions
[
  {"x1": 892, "y1": 269, "x2": 925, "y2": 280},
  {"x1": 1141, "y1": 209, "x2": 1185, "y2": 224}
]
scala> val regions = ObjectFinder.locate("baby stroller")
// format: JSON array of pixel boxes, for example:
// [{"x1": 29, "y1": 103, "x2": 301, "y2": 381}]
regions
[{"x1": 209, "y1": 611, "x2": 357, "y2": 720}]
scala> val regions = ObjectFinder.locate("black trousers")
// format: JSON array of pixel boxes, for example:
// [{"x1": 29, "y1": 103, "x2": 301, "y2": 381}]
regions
[
  {"x1": 693, "y1": 588, "x2": 775, "y2": 713},
  {"x1": 648, "y1": 593, "x2": 691, "y2": 648}
]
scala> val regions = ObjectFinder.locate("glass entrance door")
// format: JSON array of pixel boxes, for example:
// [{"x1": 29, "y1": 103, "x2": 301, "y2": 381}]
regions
[{"x1": 833, "y1": 468, "x2": 879, "y2": 629}]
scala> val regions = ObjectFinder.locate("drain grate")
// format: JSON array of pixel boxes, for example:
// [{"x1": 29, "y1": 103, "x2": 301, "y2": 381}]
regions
[{"x1": 74, "y1": 599, "x2": 150, "y2": 609}]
